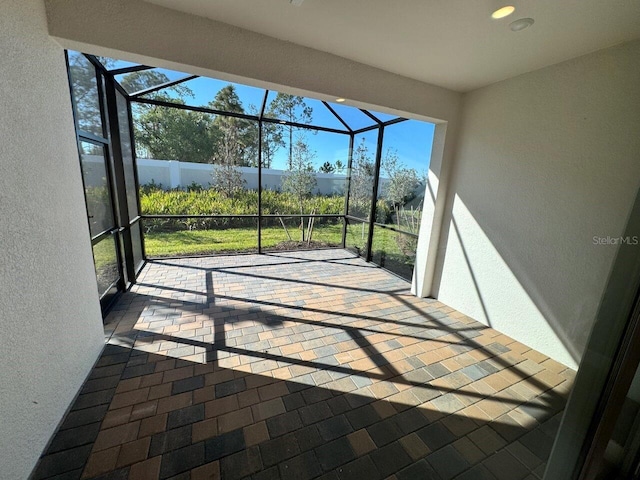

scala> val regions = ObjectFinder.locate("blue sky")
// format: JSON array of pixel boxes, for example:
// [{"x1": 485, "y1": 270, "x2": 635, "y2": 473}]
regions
[{"x1": 123, "y1": 66, "x2": 435, "y2": 174}]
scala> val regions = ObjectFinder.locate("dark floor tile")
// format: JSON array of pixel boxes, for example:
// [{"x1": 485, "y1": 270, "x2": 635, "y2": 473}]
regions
[
  {"x1": 367, "y1": 418, "x2": 404, "y2": 447},
  {"x1": 91, "y1": 467, "x2": 130, "y2": 480},
  {"x1": 215, "y1": 378, "x2": 247, "y2": 398},
  {"x1": 302, "y1": 386, "x2": 333, "y2": 404},
  {"x1": 46, "y1": 422, "x2": 101, "y2": 454},
  {"x1": 327, "y1": 396, "x2": 351, "y2": 415},
  {"x1": 518, "y1": 428, "x2": 554, "y2": 461},
  {"x1": 369, "y1": 441, "x2": 412, "y2": 478},
  {"x1": 345, "y1": 404, "x2": 380, "y2": 430},
  {"x1": 299, "y1": 402, "x2": 333, "y2": 425},
  {"x1": 164, "y1": 473, "x2": 190, "y2": 480},
  {"x1": 287, "y1": 381, "x2": 312, "y2": 394},
  {"x1": 519, "y1": 402, "x2": 554, "y2": 424},
  {"x1": 283, "y1": 392, "x2": 306, "y2": 412},
  {"x1": 394, "y1": 407, "x2": 429, "y2": 435},
  {"x1": 149, "y1": 425, "x2": 192, "y2": 456},
  {"x1": 456, "y1": 464, "x2": 498, "y2": 480},
  {"x1": 315, "y1": 437, "x2": 356, "y2": 471},
  {"x1": 396, "y1": 459, "x2": 439, "y2": 480},
  {"x1": 316, "y1": 472, "x2": 340, "y2": 480},
  {"x1": 72, "y1": 388, "x2": 116, "y2": 410},
  {"x1": 205, "y1": 428, "x2": 246, "y2": 462},
  {"x1": 483, "y1": 450, "x2": 529, "y2": 480},
  {"x1": 336, "y1": 455, "x2": 381, "y2": 480},
  {"x1": 120, "y1": 363, "x2": 156, "y2": 379},
  {"x1": 221, "y1": 445, "x2": 263, "y2": 478},
  {"x1": 33, "y1": 445, "x2": 93, "y2": 480},
  {"x1": 295, "y1": 425, "x2": 323, "y2": 452},
  {"x1": 44, "y1": 469, "x2": 83, "y2": 480},
  {"x1": 81, "y1": 375, "x2": 122, "y2": 394},
  {"x1": 166, "y1": 404, "x2": 205, "y2": 430},
  {"x1": 89, "y1": 364, "x2": 126, "y2": 380},
  {"x1": 491, "y1": 416, "x2": 527, "y2": 442},
  {"x1": 171, "y1": 375, "x2": 204, "y2": 395},
  {"x1": 59, "y1": 404, "x2": 109, "y2": 430},
  {"x1": 96, "y1": 352, "x2": 130, "y2": 367},
  {"x1": 252, "y1": 465, "x2": 281, "y2": 480},
  {"x1": 266, "y1": 411, "x2": 303, "y2": 438},
  {"x1": 345, "y1": 392, "x2": 375, "y2": 409},
  {"x1": 539, "y1": 413, "x2": 563, "y2": 438},
  {"x1": 426, "y1": 444, "x2": 469, "y2": 480},
  {"x1": 417, "y1": 422, "x2": 457, "y2": 451},
  {"x1": 260, "y1": 432, "x2": 301, "y2": 467},
  {"x1": 159, "y1": 442, "x2": 205, "y2": 479},
  {"x1": 279, "y1": 450, "x2": 323, "y2": 480},
  {"x1": 317, "y1": 415, "x2": 353, "y2": 441}
]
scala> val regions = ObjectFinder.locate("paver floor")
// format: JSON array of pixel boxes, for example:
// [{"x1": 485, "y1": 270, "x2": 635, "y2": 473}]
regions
[{"x1": 34, "y1": 249, "x2": 575, "y2": 480}]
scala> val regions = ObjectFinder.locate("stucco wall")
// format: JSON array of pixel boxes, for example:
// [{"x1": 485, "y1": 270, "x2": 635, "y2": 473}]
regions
[
  {"x1": 433, "y1": 40, "x2": 640, "y2": 369},
  {"x1": 0, "y1": 1, "x2": 105, "y2": 478}
]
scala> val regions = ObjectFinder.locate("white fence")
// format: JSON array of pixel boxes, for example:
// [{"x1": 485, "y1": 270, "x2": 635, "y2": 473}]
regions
[{"x1": 82, "y1": 156, "x2": 348, "y2": 195}]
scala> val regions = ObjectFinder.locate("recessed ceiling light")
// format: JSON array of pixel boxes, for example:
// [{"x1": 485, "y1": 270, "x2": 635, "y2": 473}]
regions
[
  {"x1": 510, "y1": 17, "x2": 534, "y2": 31},
  {"x1": 335, "y1": 98, "x2": 346, "y2": 103},
  {"x1": 491, "y1": 5, "x2": 515, "y2": 19}
]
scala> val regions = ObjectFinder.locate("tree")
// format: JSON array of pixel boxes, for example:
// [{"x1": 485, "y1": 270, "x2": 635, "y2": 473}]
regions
[
  {"x1": 67, "y1": 52, "x2": 103, "y2": 135},
  {"x1": 281, "y1": 136, "x2": 318, "y2": 241},
  {"x1": 119, "y1": 70, "x2": 193, "y2": 99},
  {"x1": 121, "y1": 69, "x2": 220, "y2": 163},
  {"x1": 134, "y1": 98, "x2": 219, "y2": 163},
  {"x1": 334, "y1": 159, "x2": 346, "y2": 174},
  {"x1": 211, "y1": 163, "x2": 245, "y2": 197},
  {"x1": 382, "y1": 148, "x2": 420, "y2": 210},
  {"x1": 267, "y1": 94, "x2": 313, "y2": 169},
  {"x1": 209, "y1": 86, "x2": 251, "y2": 195},
  {"x1": 318, "y1": 162, "x2": 335, "y2": 174},
  {"x1": 209, "y1": 85, "x2": 253, "y2": 167},
  {"x1": 381, "y1": 149, "x2": 421, "y2": 250},
  {"x1": 260, "y1": 121, "x2": 285, "y2": 169},
  {"x1": 246, "y1": 105, "x2": 284, "y2": 169},
  {"x1": 348, "y1": 139, "x2": 375, "y2": 218}
]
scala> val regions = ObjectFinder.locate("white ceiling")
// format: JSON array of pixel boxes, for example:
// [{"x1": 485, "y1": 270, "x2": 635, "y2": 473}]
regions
[{"x1": 146, "y1": 0, "x2": 640, "y2": 92}]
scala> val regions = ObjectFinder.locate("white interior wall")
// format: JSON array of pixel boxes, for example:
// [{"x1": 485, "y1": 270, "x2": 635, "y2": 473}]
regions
[
  {"x1": 433, "y1": 40, "x2": 640, "y2": 369},
  {"x1": 0, "y1": 1, "x2": 105, "y2": 478}
]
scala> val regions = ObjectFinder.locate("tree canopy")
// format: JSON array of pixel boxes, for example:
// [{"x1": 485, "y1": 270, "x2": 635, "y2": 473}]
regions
[{"x1": 267, "y1": 94, "x2": 313, "y2": 169}]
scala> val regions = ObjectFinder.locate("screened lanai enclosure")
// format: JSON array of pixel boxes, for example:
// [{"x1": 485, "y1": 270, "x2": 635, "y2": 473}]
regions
[{"x1": 67, "y1": 51, "x2": 435, "y2": 312}]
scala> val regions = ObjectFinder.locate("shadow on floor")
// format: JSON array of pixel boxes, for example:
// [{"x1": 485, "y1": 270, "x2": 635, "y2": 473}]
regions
[{"x1": 33, "y1": 250, "x2": 573, "y2": 480}]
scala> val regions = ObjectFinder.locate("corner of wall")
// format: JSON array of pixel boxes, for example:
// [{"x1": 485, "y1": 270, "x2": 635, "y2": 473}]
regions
[{"x1": 0, "y1": 0, "x2": 105, "y2": 477}]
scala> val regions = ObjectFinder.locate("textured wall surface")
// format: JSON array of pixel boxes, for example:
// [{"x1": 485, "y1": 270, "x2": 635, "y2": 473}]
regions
[
  {"x1": 0, "y1": 0, "x2": 105, "y2": 477},
  {"x1": 433, "y1": 40, "x2": 640, "y2": 369}
]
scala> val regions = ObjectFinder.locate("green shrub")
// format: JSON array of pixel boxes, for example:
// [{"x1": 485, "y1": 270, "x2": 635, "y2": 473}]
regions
[{"x1": 139, "y1": 184, "x2": 344, "y2": 231}]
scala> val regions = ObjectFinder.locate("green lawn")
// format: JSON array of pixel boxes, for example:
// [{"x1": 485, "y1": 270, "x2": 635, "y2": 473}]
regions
[
  {"x1": 144, "y1": 224, "x2": 344, "y2": 257},
  {"x1": 143, "y1": 222, "x2": 416, "y2": 279},
  {"x1": 92, "y1": 237, "x2": 119, "y2": 293}
]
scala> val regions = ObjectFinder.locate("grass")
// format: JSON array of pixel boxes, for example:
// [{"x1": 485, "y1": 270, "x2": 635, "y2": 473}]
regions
[
  {"x1": 92, "y1": 237, "x2": 119, "y2": 292},
  {"x1": 144, "y1": 224, "x2": 345, "y2": 257},
  {"x1": 144, "y1": 222, "x2": 416, "y2": 280}
]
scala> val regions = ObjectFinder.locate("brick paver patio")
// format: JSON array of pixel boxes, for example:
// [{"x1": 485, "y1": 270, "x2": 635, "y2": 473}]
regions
[{"x1": 34, "y1": 249, "x2": 574, "y2": 480}]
